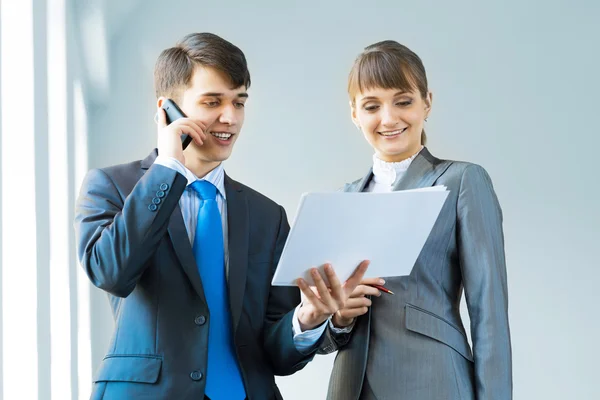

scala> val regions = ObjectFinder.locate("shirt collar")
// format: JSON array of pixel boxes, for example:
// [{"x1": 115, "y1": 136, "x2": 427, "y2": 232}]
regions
[
  {"x1": 372, "y1": 146, "x2": 423, "y2": 185},
  {"x1": 184, "y1": 163, "x2": 227, "y2": 199}
]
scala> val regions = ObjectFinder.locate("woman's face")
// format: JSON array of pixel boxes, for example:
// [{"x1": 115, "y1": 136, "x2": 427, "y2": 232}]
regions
[{"x1": 352, "y1": 87, "x2": 432, "y2": 162}]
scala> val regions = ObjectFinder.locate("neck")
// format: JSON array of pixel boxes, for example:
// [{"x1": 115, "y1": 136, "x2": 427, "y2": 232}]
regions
[
  {"x1": 377, "y1": 146, "x2": 423, "y2": 163},
  {"x1": 184, "y1": 156, "x2": 221, "y2": 179}
]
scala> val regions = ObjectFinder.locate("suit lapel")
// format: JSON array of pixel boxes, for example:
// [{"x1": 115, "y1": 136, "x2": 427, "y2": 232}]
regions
[
  {"x1": 224, "y1": 175, "x2": 248, "y2": 333},
  {"x1": 142, "y1": 148, "x2": 207, "y2": 301},
  {"x1": 345, "y1": 168, "x2": 373, "y2": 193},
  {"x1": 345, "y1": 147, "x2": 451, "y2": 194},
  {"x1": 392, "y1": 147, "x2": 452, "y2": 191},
  {"x1": 167, "y1": 207, "x2": 208, "y2": 301}
]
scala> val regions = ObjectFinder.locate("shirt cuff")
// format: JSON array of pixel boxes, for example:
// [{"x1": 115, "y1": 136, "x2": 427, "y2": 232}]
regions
[
  {"x1": 292, "y1": 304, "x2": 328, "y2": 354},
  {"x1": 154, "y1": 155, "x2": 188, "y2": 177},
  {"x1": 328, "y1": 317, "x2": 356, "y2": 334}
]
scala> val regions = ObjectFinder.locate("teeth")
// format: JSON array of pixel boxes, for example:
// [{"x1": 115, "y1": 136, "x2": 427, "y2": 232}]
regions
[
  {"x1": 211, "y1": 132, "x2": 232, "y2": 140},
  {"x1": 380, "y1": 128, "x2": 406, "y2": 136}
]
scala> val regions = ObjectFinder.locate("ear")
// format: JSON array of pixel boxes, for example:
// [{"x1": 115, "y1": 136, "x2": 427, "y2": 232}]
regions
[
  {"x1": 424, "y1": 91, "x2": 433, "y2": 118},
  {"x1": 350, "y1": 100, "x2": 360, "y2": 129}
]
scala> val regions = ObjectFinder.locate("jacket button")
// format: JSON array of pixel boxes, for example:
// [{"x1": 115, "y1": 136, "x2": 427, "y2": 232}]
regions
[
  {"x1": 160, "y1": 183, "x2": 169, "y2": 191},
  {"x1": 156, "y1": 190, "x2": 166, "y2": 198},
  {"x1": 148, "y1": 204, "x2": 158, "y2": 212},
  {"x1": 194, "y1": 315, "x2": 206, "y2": 326},
  {"x1": 152, "y1": 197, "x2": 161, "y2": 205},
  {"x1": 190, "y1": 371, "x2": 203, "y2": 381}
]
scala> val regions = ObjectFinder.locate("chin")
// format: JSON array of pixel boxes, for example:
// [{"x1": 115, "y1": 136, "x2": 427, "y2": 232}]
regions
[
  {"x1": 211, "y1": 152, "x2": 233, "y2": 163},
  {"x1": 380, "y1": 146, "x2": 409, "y2": 157}
]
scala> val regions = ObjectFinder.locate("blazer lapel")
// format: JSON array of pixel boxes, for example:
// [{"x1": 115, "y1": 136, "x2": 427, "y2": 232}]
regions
[
  {"x1": 142, "y1": 148, "x2": 207, "y2": 301},
  {"x1": 345, "y1": 168, "x2": 373, "y2": 193},
  {"x1": 224, "y1": 175, "x2": 248, "y2": 333},
  {"x1": 392, "y1": 147, "x2": 452, "y2": 191},
  {"x1": 344, "y1": 148, "x2": 452, "y2": 194},
  {"x1": 167, "y1": 207, "x2": 208, "y2": 301}
]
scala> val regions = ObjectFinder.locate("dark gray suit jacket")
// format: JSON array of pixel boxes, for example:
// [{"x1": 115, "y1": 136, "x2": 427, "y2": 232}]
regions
[
  {"x1": 321, "y1": 148, "x2": 512, "y2": 400},
  {"x1": 75, "y1": 150, "x2": 317, "y2": 400}
]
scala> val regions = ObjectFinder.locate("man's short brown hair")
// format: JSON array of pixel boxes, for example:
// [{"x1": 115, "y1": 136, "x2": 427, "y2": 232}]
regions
[{"x1": 154, "y1": 32, "x2": 251, "y2": 101}]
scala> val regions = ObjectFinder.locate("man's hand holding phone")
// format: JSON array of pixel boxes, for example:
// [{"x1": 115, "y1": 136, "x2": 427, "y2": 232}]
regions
[{"x1": 156, "y1": 103, "x2": 207, "y2": 165}]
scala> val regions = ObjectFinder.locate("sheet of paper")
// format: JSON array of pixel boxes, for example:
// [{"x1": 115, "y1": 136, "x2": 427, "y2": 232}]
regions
[{"x1": 272, "y1": 186, "x2": 449, "y2": 286}]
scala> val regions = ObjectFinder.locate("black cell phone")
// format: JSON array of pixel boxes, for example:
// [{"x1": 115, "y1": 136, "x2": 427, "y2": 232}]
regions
[{"x1": 161, "y1": 98, "x2": 193, "y2": 150}]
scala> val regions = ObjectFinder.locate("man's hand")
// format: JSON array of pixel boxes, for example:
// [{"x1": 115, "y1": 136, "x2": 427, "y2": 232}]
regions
[
  {"x1": 331, "y1": 277, "x2": 384, "y2": 328},
  {"x1": 156, "y1": 106, "x2": 206, "y2": 164},
  {"x1": 296, "y1": 261, "x2": 370, "y2": 331}
]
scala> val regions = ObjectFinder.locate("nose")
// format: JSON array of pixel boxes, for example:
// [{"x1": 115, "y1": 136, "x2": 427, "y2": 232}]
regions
[
  {"x1": 380, "y1": 105, "x2": 398, "y2": 129},
  {"x1": 219, "y1": 104, "x2": 237, "y2": 126}
]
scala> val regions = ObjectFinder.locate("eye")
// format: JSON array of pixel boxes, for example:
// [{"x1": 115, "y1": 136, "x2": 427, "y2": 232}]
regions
[
  {"x1": 234, "y1": 102, "x2": 245, "y2": 109},
  {"x1": 364, "y1": 104, "x2": 379, "y2": 112},
  {"x1": 204, "y1": 101, "x2": 220, "y2": 107},
  {"x1": 396, "y1": 100, "x2": 413, "y2": 107}
]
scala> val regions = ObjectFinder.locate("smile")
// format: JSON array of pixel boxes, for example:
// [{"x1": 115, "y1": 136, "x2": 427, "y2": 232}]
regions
[
  {"x1": 210, "y1": 132, "x2": 233, "y2": 140},
  {"x1": 378, "y1": 127, "x2": 407, "y2": 137}
]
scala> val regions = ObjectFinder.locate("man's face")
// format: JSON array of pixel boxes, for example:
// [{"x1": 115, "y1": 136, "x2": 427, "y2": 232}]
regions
[{"x1": 168, "y1": 66, "x2": 248, "y2": 164}]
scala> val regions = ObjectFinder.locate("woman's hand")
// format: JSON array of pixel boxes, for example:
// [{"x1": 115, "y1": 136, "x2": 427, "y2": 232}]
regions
[{"x1": 331, "y1": 277, "x2": 385, "y2": 328}]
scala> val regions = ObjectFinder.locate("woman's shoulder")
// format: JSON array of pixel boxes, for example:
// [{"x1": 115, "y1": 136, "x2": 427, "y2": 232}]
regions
[{"x1": 439, "y1": 159, "x2": 496, "y2": 190}]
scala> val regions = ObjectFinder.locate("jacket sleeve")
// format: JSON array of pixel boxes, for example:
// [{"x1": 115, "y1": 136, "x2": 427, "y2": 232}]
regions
[
  {"x1": 262, "y1": 206, "x2": 323, "y2": 375},
  {"x1": 74, "y1": 164, "x2": 187, "y2": 298},
  {"x1": 457, "y1": 164, "x2": 512, "y2": 399}
]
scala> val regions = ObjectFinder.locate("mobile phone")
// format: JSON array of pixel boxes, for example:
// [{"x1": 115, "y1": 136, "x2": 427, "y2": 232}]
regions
[{"x1": 161, "y1": 98, "x2": 193, "y2": 150}]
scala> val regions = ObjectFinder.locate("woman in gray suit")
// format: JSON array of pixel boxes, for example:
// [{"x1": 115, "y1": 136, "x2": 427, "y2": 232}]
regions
[{"x1": 320, "y1": 41, "x2": 512, "y2": 400}]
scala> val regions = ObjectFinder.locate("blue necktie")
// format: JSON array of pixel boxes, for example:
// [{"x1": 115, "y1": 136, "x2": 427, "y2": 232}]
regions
[{"x1": 190, "y1": 180, "x2": 246, "y2": 400}]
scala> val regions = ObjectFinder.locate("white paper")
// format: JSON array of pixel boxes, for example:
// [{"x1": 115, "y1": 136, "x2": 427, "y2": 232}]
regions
[{"x1": 271, "y1": 186, "x2": 449, "y2": 286}]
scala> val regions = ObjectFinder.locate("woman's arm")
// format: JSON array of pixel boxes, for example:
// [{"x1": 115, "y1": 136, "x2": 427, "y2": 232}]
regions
[{"x1": 457, "y1": 164, "x2": 512, "y2": 399}]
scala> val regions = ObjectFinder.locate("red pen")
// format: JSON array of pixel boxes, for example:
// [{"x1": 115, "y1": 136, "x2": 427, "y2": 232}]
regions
[{"x1": 369, "y1": 284, "x2": 394, "y2": 295}]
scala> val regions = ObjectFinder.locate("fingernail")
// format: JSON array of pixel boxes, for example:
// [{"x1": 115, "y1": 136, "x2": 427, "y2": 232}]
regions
[
  {"x1": 311, "y1": 269, "x2": 319, "y2": 277},
  {"x1": 379, "y1": 279, "x2": 385, "y2": 285}
]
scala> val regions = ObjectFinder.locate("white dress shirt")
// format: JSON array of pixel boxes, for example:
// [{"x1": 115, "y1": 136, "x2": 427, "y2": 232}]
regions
[{"x1": 154, "y1": 155, "x2": 325, "y2": 353}]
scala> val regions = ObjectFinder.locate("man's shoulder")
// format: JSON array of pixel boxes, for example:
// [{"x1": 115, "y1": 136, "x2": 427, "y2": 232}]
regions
[
  {"x1": 236, "y1": 181, "x2": 281, "y2": 207},
  {"x1": 226, "y1": 176, "x2": 283, "y2": 213},
  {"x1": 81, "y1": 158, "x2": 148, "y2": 198},
  {"x1": 100, "y1": 159, "x2": 144, "y2": 177},
  {"x1": 91, "y1": 149, "x2": 157, "y2": 182}
]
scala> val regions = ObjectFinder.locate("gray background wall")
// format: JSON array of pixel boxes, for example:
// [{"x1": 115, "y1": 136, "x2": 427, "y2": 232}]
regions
[{"x1": 79, "y1": 1, "x2": 599, "y2": 398}]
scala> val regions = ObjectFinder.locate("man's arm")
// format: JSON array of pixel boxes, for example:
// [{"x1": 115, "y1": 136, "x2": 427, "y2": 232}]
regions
[
  {"x1": 262, "y1": 206, "x2": 322, "y2": 375},
  {"x1": 317, "y1": 319, "x2": 356, "y2": 354},
  {"x1": 74, "y1": 164, "x2": 186, "y2": 298}
]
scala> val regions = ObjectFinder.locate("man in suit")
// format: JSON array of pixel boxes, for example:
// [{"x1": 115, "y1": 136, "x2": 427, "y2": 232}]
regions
[
  {"x1": 75, "y1": 32, "x2": 367, "y2": 400},
  {"x1": 319, "y1": 147, "x2": 512, "y2": 400}
]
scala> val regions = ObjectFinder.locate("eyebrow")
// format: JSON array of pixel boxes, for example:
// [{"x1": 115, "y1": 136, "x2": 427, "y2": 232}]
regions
[
  {"x1": 360, "y1": 91, "x2": 408, "y2": 101},
  {"x1": 198, "y1": 92, "x2": 249, "y2": 99}
]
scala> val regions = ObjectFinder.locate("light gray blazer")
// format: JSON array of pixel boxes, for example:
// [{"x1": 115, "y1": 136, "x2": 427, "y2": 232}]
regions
[{"x1": 321, "y1": 148, "x2": 512, "y2": 400}]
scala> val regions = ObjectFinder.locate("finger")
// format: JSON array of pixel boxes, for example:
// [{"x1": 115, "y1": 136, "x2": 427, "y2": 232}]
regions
[
  {"x1": 156, "y1": 107, "x2": 167, "y2": 128},
  {"x1": 187, "y1": 119, "x2": 208, "y2": 140},
  {"x1": 349, "y1": 284, "x2": 381, "y2": 298},
  {"x1": 360, "y1": 277, "x2": 386, "y2": 286},
  {"x1": 344, "y1": 260, "x2": 370, "y2": 293},
  {"x1": 311, "y1": 268, "x2": 335, "y2": 308},
  {"x1": 344, "y1": 297, "x2": 372, "y2": 308},
  {"x1": 296, "y1": 278, "x2": 322, "y2": 305},
  {"x1": 173, "y1": 119, "x2": 207, "y2": 142},
  {"x1": 176, "y1": 125, "x2": 204, "y2": 146},
  {"x1": 323, "y1": 264, "x2": 343, "y2": 302},
  {"x1": 338, "y1": 307, "x2": 369, "y2": 319}
]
